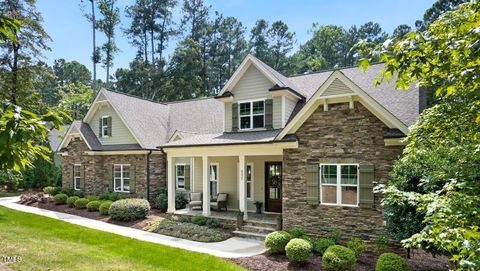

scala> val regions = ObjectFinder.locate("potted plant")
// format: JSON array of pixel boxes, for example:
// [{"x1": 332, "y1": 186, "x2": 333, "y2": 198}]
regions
[
  {"x1": 254, "y1": 201, "x2": 263, "y2": 214},
  {"x1": 236, "y1": 211, "x2": 244, "y2": 228},
  {"x1": 276, "y1": 214, "x2": 282, "y2": 231}
]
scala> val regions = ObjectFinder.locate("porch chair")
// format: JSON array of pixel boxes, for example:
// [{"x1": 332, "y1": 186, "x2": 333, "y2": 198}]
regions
[
  {"x1": 188, "y1": 192, "x2": 202, "y2": 210},
  {"x1": 210, "y1": 193, "x2": 228, "y2": 211}
]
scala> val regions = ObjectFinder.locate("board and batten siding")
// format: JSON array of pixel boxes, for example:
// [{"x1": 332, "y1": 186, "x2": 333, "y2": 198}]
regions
[{"x1": 89, "y1": 105, "x2": 138, "y2": 145}]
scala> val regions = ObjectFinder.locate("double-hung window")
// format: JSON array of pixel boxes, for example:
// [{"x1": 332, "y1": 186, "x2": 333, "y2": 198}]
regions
[
  {"x1": 209, "y1": 163, "x2": 218, "y2": 199},
  {"x1": 73, "y1": 164, "x2": 81, "y2": 190},
  {"x1": 246, "y1": 163, "x2": 253, "y2": 200},
  {"x1": 176, "y1": 164, "x2": 185, "y2": 189},
  {"x1": 320, "y1": 164, "x2": 359, "y2": 206},
  {"x1": 101, "y1": 116, "x2": 109, "y2": 137},
  {"x1": 239, "y1": 100, "x2": 265, "y2": 130},
  {"x1": 114, "y1": 164, "x2": 130, "y2": 192}
]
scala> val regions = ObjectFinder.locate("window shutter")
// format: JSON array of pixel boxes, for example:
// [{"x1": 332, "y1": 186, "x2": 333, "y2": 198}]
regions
[
  {"x1": 232, "y1": 103, "x2": 238, "y2": 132},
  {"x1": 80, "y1": 165, "x2": 85, "y2": 190},
  {"x1": 306, "y1": 164, "x2": 319, "y2": 205},
  {"x1": 107, "y1": 116, "x2": 112, "y2": 136},
  {"x1": 185, "y1": 165, "x2": 191, "y2": 190},
  {"x1": 129, "y1": 165, "x2": 136, "y2": 194},
  {"x1": 98, "y1": 118, "x2": 102, "y2": 137},
  {"x1": 359, "y1": 164, "x2": 375, "y2": 208},
  {"x1": 70, "y1": 165, "x2": 74, "y2": 189},
  {"x1": 265, "y1": 99, "x2": 273, "y2": 129},
  {"x1": 107, "y1": 165, "x2": 113, "y2": 192}
]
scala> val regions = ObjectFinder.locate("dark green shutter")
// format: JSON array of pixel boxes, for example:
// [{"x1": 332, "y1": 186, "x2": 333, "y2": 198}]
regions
[
  {"x1": 129, "y1": 165, "x2": 136, "y2": 194},
  {"x1": 359, "y1": 164, "x2": 375, "y2": 208},
  {"x1": 185, "y1": 165, "x2": 191, "y2": 190},
  {"x1": 107, "y1": 165, "x2": 113, "y2": 192},
  {"x1": 70, "y1": 165, "x2": 74, "y2": 189},
  {"x1": 232, "y1": 103, "x2": 238, "y2": 132},
  {"x1": 98, "y1": 118, "x2": 102, "y2": 137},
  {"x1": 80, "y1": 165, "x2": 85, "y2": 190},
  {"x1": 107, "y1": 116, "x2": 112, "y2": 136},
  {"x1": 265, "y1": 99, "x2": 273, "y2": 129},
  {"x1": 306, "y1": 164, "x2": 319, "y2": 205}
]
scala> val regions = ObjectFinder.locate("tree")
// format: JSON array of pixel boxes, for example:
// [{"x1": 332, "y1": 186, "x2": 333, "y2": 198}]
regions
[
  {"x1": 391, "y1": 24, "x2": 412, "y2": 40},
  {"x1": 58, "y1": 83, "x2": 94, "y2": 120},
  {"x1": 267, "y1": 21, "x2": 295, "y2": 71},
  {"x1": 97, "y1": 0, "x2": 120, "y2": 84},
  {"x1": 415, "y1": 0, "x2": 468, "y2": 30},
  {"x1": 249, "y1": 19, "x2": 269, "y2": 61},
  {"x1": 360, "y1": 2, "x2": 480, "y2": 269},
  {"x1": 53, "y1": 59, "x2": 92, "y2": 86},
  {"x1": 81, "y1": 0, "x2": 99, "y2": 91}
]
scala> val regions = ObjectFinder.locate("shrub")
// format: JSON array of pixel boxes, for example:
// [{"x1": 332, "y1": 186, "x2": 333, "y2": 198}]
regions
[
  {"x1": 375, "y1": 253, "x2": 410, "y2": 271},
  {"x1": 222, "y1": 223, "x2": 234, "y2": 230},
  {"x1": 175, "y1": 191, "x2": 188, "y2": 209},
  {"x1": 374, "y1": 236, "x2": 390, "y2": 254},
  {"x1": 109, "y1": 198, "x2": 150, "y2": 221},
  {"x1": 153, "y1": 193, "x2": 168, "y2": 212},
  {"x1": 191, "y1": 215, "x2": 207, "y2": 226},
  {"x1": 290, "y1": 227, "x2": 305, "y2": 238},
  {"x1": 74, "y1": 198, "x2": 89, "y2": 209},
  {"x1": 178, "y1": 216, "x2": 190, "y2": 223},
  {"x1": 347, "y1": 238, "x2": 366, "y2": 258},
  {"x1": 322, "y1": 245, "x2": 357, "y2": 271},
  {"x1": 98, "y1": 192, "x2": 128, "y2": 201},
  {"x1": 265, "y1": 231, "x2": 292, "y2": 254},
  {"x1": 43, "y1": 186, "x2": 61, "y2": 196},
  {"x1": 99, "y1": 192, "x2": 111, "y2": 200},
  {"x1": 206, "y1": 218, "x2": 220, "y2": 228},
  {"x1": 145, "y1": 219, "x2": 231, "y2": 242},
  {"x1": 86, "y1": 195, "x2": 98, "y2": 202},
  {"x1": 328, "y1": 228, "x2": 342, "y2": 244},
  {"x1": 66, "y1": 196, "x2": 80, "y2": 208},
  {"x1": 313, "y1": 238, "x2": 335, "y2": 256},
  {"x1": 285, "y1": 238, "x2": 312, "y2": 262},
  {"x1": 60, "y1": 188, "x2": 75, "y2": 197},
  {"x1": 99, "y1": 201, "x2": 112, "y2": 215},
  {"x1": 86, "y1": 200, "x2": 101, "y2": 212},
  {"x1": 53, "y1": 193, "x2": 68, "y2": 205},
  {"x1": 73, "y1": 190, "x2": 85, "y2": 198}
]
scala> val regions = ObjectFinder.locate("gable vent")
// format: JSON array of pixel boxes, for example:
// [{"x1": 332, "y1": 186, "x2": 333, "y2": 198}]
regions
[{"x1": 320, "y1": 78, "x2": 354, "y2": 97}]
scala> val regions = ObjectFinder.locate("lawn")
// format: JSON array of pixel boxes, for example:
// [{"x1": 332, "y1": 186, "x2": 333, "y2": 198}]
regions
[
  {"x1": 0, "y1": 192, "x2": 20, "y2": 197},
  {"x1": 0, "y1": 206, "x2": 244, "y2": 271}
]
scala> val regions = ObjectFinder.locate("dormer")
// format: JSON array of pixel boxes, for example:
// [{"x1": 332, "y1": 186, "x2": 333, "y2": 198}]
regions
[{"x1": 216, "y1": 55, "x2": 304, "y2": 132}]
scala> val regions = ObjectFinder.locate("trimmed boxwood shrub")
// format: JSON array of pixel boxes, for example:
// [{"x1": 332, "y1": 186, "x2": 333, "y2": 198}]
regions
[
  {"x1": 265, "y1": 231, "x2": 292, "y2": 253},
  {"x1": 109, "y1": 198, "x2": 150, "y2": 221},
  {"x1": 66, "y1": 196, "x2": 80, "y2": 208},
  {"x1": 313, "y1": 238, "x2": 335, "y2": 255},
  {"x1": 98, "y1": 192, "x2": 128, "y2": 201},
  {"x1": 53, "y1": 193, "x2": 68, "y2": 205},
  {"x1": 375, "y1": 253, "x2": 410, "y2": 271},
  {"x1": 99, "y1": 201, "x2": 113, "y2": 215},
  {"x1": 322, "y1": 245, "x2": 357, "y2": 271},
  {"x1": 347, "y1": 237, "x2": 366, "y2": 258},
  {"x1": 285, "y1": 238, "x2": 312, "y2": 262},
  {"x1": 86, "y1": 200, "x2": 102, "y2": 212},
  {"x1": 86, "y1": 195, "x2": 99, "y2": 202},
  {"x1": 191, "y1": 215, "x2": 207, "y2": 226},
  {"x1": 74, "y1": 198, "x2": 89, "y2": 209}
]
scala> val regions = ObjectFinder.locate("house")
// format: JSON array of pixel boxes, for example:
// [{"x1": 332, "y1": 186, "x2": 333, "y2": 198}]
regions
[{"x1": 57, "y1": 54, "x2": 420, "y2": 240}]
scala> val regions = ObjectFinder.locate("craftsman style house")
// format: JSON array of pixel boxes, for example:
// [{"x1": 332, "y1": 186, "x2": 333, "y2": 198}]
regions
[{"x1": 57, "y1": 54, "x2": 421, "y2": 239}]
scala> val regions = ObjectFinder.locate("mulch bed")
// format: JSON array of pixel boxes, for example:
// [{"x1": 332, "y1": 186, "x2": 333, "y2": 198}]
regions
[{"x1": 231, "y1": 250, "x2": 451, "y2": 271}]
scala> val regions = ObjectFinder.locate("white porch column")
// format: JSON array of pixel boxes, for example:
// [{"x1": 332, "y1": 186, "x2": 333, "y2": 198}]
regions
[
  {"x1": 202, "y1": 155, "x2": 211, "y2": 216},
  {"x1": 167, "y1": 156, "x2": 176, "y2": 213},
  {"x1": 238, "y1": 154, "x2": 248, "y2": 220}
]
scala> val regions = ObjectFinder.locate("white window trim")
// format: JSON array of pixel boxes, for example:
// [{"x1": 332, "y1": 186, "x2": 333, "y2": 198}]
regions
[
  {"x1": 73, "y1": 163, "x2": 81, "y2": 190},
  {"x1": 238, "y1": 98, "x2": 266, "y2": 131},
  {"x1": 113, "y1": 164, "x2": 130, "y2": 193},
  {"x1": 246, "y1": 163, "x2": 254, "y2": 200},
  {"x1": 319, "y1": 163, "x2": 359, "y2": 207},
  {"x1": 176, "y1": 163, "x2": 186, "y2": 190},
  {"x1": 209, "y1": 162, "x2": 219, "y2": 198},
  {"x1": 101, "y1": 116, "x2": 110, "y2": 138}
]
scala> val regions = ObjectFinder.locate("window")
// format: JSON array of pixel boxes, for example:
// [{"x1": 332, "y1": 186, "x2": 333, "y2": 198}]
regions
[
  {"x1": 73, "y1": 164, "x2": 81, "y2": 190},
  {"x1": 176, "y1": 164, "x2": 185, "y2": 189},
  {"x1": 246, "y1": 163, "x2": 253, "y2": 200},
  {"x1": 209, "y1": 163, "x2": 218, "y2": 199},
  {"x1": 320, "y1": 164, "x2": 359, "y2": 206},
  {"x1": 239, "y1": 100, "x2": 265, "y2": 130},
  {"x1": 101, "y1": 116, "x2": 109, "y2": 137},
  {"x1": 114, "y1": 164, "x2": 130, "y2": 192}
]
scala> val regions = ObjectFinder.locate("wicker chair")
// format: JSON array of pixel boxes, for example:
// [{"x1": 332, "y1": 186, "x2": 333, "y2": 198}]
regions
[
  {"x1": 210, "y1": 193, "x2": 228, "y2": 211},
  {"x1": 188, "y1": 192, "x2": 202, "y2": 210}
]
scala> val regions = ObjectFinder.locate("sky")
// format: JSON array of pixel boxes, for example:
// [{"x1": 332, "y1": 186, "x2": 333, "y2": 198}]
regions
[{"x1": 36, "y1": 0, "x2": 436, "y2": 80}]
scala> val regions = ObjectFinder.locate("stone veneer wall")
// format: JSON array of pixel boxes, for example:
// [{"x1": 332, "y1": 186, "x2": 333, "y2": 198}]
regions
[
  {"x1": 61, "y1": 137, "x2": 166, "y2": 201},
  {"x1": 282, "y1": 102, "x2": 404, "y2": 241}
]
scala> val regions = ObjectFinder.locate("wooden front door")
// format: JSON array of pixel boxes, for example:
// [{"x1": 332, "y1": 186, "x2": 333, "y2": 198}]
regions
[{"x1": 265, "y1": 162, "x2": 282, "y2": 212}]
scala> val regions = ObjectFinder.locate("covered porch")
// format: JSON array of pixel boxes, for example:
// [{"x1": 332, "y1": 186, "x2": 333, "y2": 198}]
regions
[{"x1": 163, "y1": 141, "x2": 296, "y2": 220}]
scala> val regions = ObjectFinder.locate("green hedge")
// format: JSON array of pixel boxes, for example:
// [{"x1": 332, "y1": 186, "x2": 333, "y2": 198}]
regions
[
  {"x1": 322, "y1": 245, "x2": 357, "y2": 271},
  {"x1": 66, "y1": 196, "x2": 80, "y2": 208},
  {"x1": 53, "y1": 193, "x2": 68, "y2": 205},
  {"x1": 313, "y1": 238, "x2": 335, "y2": 256},
  {"x1": 285, "y1": 238, "x2": 312, "y2": 262},
  {"x1": 375, "y1": 253, "x2": 410, "y2": 271},
  {"x1": 74, "y1": 198, "x2": 89, "y2": 209},
  {"x1": 109, "y1": 199, "x2": 150, "y2": 221},
  {"x1": 99, "y1": 201, "x2": 113, "y2": 216},
  {"x1": 86, "y1": 200, "x2": 102, "y2": 212},
  {"x1": 265, "y1": 231, "x2": 292, "y2": 254}
]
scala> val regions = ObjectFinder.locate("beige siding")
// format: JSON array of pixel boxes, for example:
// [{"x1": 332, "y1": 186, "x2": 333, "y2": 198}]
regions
[
  {"x1": 209, "y1": 157, "x2": 239, "y2": 210},
  {"x1": 273, "y1": 96, "x2": 282, "y2": 129},
  {"x1": 231, "y1": 66, "x2": 274, "y2": 101},
  {"x1": 89, "y1": 105, "x2": 138, "y2": 145},
  {"x1": 320, "y1": 78, "x2": 354, "y2": 97},
  {"x1": 284, "y1": 96, "x2": 297, "y2": 125},
  {"x1": 193, "y1": 157, "x2": 203, "y2": 193},
  {"x1": 224, "y1": 102, "x2": 232, "y2": 132}
]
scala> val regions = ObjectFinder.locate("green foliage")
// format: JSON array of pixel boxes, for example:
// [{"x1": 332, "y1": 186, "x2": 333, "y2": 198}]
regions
[
  {"x1": 285, "y1": 238, "x2": 312, "y2": 263},
  {"x1": 205, "y1": 218, "x2": 220, "y2": 229},
  {"x1": 66, "y1": 196, "x2": 80, "y2": 208},
  {"x1": 373, "y1": 236, "x2": 390, "y2": 255},
  {"x1": 99, "y1": 201, "x2": 113, "y2": 216},
  {"x1": 73, "y1": 190, "x2": 85, "y2": 198},
  {"x1": 322, "y1": 245, "x2": 357, "y2": 271},
  {"x1": 109, "y1": 198, "x2": 150, "y2": 221},
  {"x1": 346, "y1": 238, "x2": 366, "y2": 258},
  {"x1": 86, "y1": 195, "x2": 98, "y2": 202},
  {"x1": 375, "y1": 253, "x2": 410, "y2": 271},
  {"x1": 313, "y1": 238, "x2": 335, "y2": 256},
  {"x1": 0, "y1": 15, "x2": 19, "y2": 43},
  {"x1": 328, "y1": 228, "x2": 343, "y2": 244},
  {"x1": 42, "y1": 186, "x2": 61, "y2": 196},
  {"x1": 98, "y1": 192, "x2": 128, "y2": 201},
  {"x1": 0, "y1": 170, "x2": 22, "y2": 191},
  {"x1": 290, "y1": 227, "x2": 305, "y2": 238},
  {"x1": 265, "y1": 231, "x2": 292, "y2": 254},
  {"x1": 61, "y1": 187, "x2": 75, "y2": 197},
  {"x1": 86, "y1": 201, "x2": 102, "y2": 212},
  {"x1": 53, "y1": 193, "x2": 68, "y2": 205},
  {"x1": 58, "y1": 83, "x2": 93, "y2": 120},
  {"x1": 191, "y1": 215, "x2": 207, "y2": 226},
  {"x1": 74, "y1": 198, "x2": 89, "y2": 209},
  {"x1": 144, "y1": 219, "x2": 231, "y2": 242},
  {"x1": 175, "y1": 191, "x2": 188, "y2": 209},
  {"x1": 152, "y1": 188, "x2": 168, "y2": 211},
  {"x1": 21, "y1": 153, "x2": 62, "y2": 190}
]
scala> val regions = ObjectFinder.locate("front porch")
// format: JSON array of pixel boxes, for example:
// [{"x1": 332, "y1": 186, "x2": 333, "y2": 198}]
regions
[{"x1": 175, "y1": 209, "x2": 279, "y2": 225}]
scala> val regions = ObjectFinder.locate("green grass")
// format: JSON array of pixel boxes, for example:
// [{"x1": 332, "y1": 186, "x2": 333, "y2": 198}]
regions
[
  {"x1": 0, "y1": 206, "x2": 244, "y2": 271},
  {"x1": 0, "y1": 192, "x2": 20, "y2": 197}
]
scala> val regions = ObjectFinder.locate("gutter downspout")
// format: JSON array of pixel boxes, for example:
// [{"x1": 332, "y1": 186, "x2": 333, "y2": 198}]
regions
[{"x1": 146, "y1": 150, "x2": 153, "y2": 202}]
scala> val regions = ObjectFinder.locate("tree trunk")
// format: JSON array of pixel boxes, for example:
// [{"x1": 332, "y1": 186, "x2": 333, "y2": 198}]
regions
[
  {"x1": 10, "y1": 43, "x2": 19, "y2": 104},
  {"x1": 150, "y1": 28, "x2": 155, "y2": 65},
  {"x1": 91, "y1": 0, "x2": 97, "y2": 93}
]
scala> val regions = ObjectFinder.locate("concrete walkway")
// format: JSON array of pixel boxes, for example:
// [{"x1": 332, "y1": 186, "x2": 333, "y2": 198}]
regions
[{"x1": 0, "y1": 197, "x2": 266, "y2": 258}]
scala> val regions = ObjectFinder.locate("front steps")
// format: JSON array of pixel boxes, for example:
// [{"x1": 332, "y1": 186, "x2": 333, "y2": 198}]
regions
[{"x1": 233, "y1": 220, "x2": 277, "y2": 241}]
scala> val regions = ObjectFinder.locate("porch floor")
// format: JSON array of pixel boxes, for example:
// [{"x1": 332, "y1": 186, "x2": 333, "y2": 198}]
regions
[{"x1": 175, "y1": 209, "x2": 279, "y2": 225}]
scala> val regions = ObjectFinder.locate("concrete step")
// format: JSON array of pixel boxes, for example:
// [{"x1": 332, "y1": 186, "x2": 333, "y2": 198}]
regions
[
  {"x1": 243, "y1": 220, "x2": 277, "y2": 228},
  {"x1": 233, "y1": 230, "x2": 268, "y2": 241},
  {"x1": 241, "y1": 225, "x2": 276, "y2": 234}
]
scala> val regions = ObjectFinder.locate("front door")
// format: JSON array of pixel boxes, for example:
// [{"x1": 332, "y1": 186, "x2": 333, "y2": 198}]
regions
[{"x1": 265, "y1": 162, "x2": 282, "y2": 212}]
